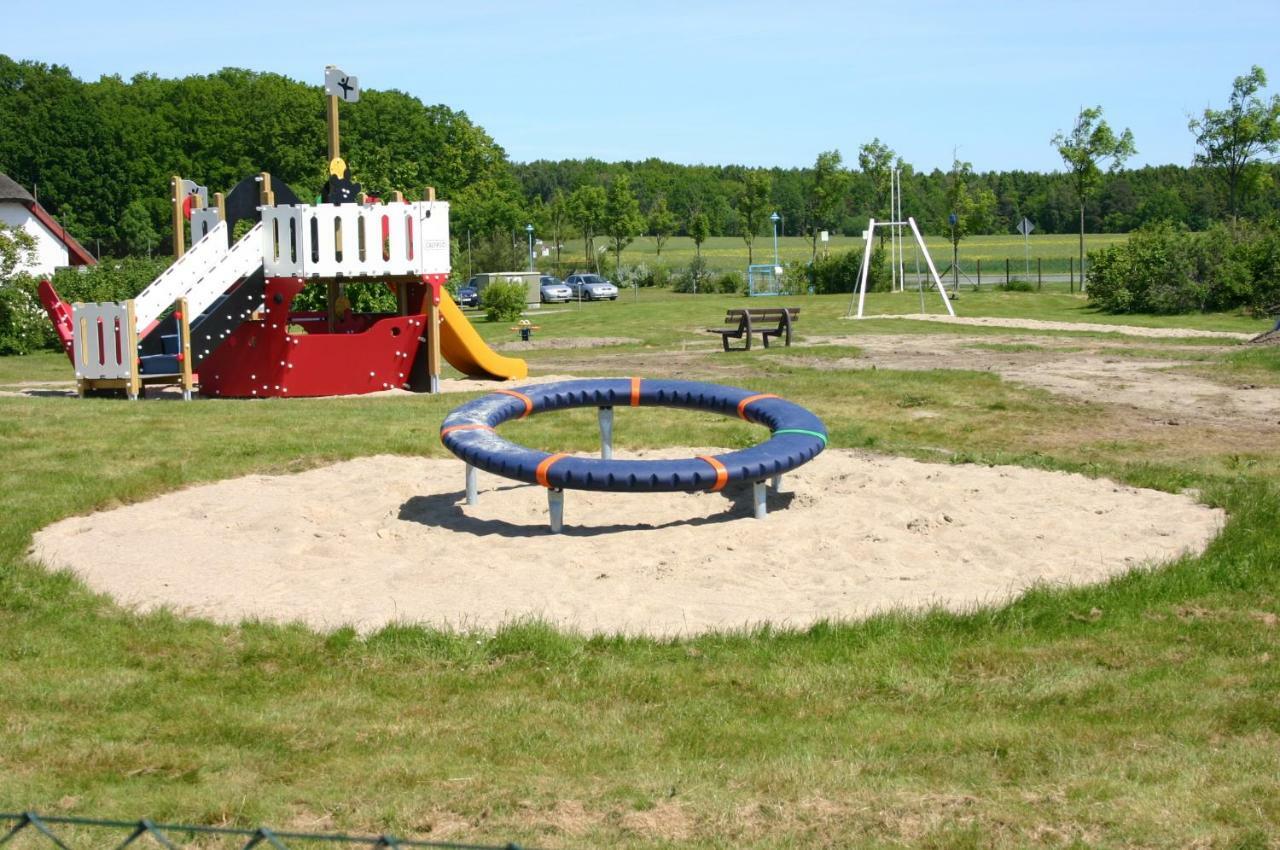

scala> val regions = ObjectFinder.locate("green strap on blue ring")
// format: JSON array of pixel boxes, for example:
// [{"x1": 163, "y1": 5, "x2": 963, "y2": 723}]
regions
[{"x1": 772, "y1": 428, "x2": 827, "y2": 446}]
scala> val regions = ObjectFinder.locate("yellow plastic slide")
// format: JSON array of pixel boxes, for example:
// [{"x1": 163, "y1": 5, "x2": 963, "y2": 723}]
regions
[{"x1": 437, "y1": 290, "x2": 529, "y2": 380}]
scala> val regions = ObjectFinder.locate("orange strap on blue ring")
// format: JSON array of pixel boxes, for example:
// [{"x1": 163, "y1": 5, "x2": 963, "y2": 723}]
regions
[
  {"x1": 439, "y1": 423, "x2": 494, "y2": 443},
  {"x1": 630, "y1": 377, "x2": 642, "y2": 407},
  {"x1": 697, "y1": 455, "x2": 729, "y2": 492},
  {"x1": 737, "y1": 393, "x2": 779, "y2": 420},
  {"x1": 536, "y1": 452, "x2": 569, "y2": 488},
  {"x1": 495, "y1": 388, "x2": 534, "y2": 418}
]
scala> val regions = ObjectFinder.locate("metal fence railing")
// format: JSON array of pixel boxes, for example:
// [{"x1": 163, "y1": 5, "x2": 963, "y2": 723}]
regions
[{"x1": 0, "y1": 813, "x2": 528, "y2": 850}]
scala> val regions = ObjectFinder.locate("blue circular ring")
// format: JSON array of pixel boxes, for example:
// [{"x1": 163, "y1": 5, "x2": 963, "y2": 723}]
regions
[{"x1": 439, "y1": 378, "x2": 827, "y2": 492}]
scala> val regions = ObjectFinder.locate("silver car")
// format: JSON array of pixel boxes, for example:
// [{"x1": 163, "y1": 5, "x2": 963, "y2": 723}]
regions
[
  {"x1": 564, "y1": 273, "x2": 619, "y2": 301},
  {"x1": 539, "y1": 275, "x2": 573, "y2": 303}
]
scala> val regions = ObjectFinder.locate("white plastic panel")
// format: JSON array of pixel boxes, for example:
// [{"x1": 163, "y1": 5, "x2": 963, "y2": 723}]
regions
[
  {"x1": 417, "y1": 200, "x2": 450, "y2": 275},
  {"x1": 260, "y1": 202, "x2": 450, "y2": 278},
  {"x1": 72, "y1": 303, "x2": 132, "y2": 379},
  {"x1": 190, "y1": 208, "x2": 224, "y2": 247},
  {"x1": 133, "y1": 221, "x2": 229, "y2": 330},
  {"x1": 186, "y1": 221, "x2": 263, "y2": 319}
]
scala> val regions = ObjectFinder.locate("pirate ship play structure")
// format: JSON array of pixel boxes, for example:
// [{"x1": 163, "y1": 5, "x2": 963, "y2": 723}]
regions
[{"x1": 38, "y1": 66, "x2": 526, "y2": 399}]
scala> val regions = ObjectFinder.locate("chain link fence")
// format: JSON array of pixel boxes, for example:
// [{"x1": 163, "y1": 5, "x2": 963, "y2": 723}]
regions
[{"x1": 1, "y1": 813, "x2": 529, "y2": 850}]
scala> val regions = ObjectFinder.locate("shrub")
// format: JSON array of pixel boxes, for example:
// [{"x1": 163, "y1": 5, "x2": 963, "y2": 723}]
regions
[
  {"x1": 809, "y1": 245, "x2": 887, "y2": 295},
  {"x1": 672, "y1": 256, "x2": 711, "y2": 293},
  {"x1": 481, "y1": 280, "x2": 527, "y2": 322},
  {"x1": 999, "y1": 279, "x2": 1036, "y2": 292},
  {"x1": 0, "y1": 275, "x2": 53, "y2": 355},
  {"x1": 1085, "y1": 221, "x2": 1278, "y2": 314},
  {"x1": 47, "y1": 257, "x2": 171, "y2": 305},
  {"x1": 710, "y1": 271, "x2": 743, "y2": 294}
]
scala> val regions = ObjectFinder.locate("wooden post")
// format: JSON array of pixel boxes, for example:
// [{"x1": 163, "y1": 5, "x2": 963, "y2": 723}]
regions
[
  {"x1": 126, "y1": 300, "x2": 141, "y2": 400},
  {"x1": 177, "y1": 297, "x2": 194, "y2": 400},
  {"x1": 171, "y1": 175, "x2": 185, "y2": 258},
  {"x1": 1005, "y1": 258, "x2": 1010, "y2": 286},
  {"x1": 1037, "y1": 257, "x2": 1042, "y2": 290},
  {"x1": 1069, "y1": 256, "x2": 1074, "y2": 293},
  {"x1": 327, "y1": 94, "x2": 341, "y2": 162},
  {"x1": 214, "y1": 192, "x2": 226, "y2": 223},
  {"x1": 327, "y1": 282, "x2": 339, "y2": 333},
  {"x1": 425, "y1": 187, "x2": 436, "y2": 202},
  {"x1": 976, "y1": 258, "x2": 981, "y2": 289},
  {"x1": 426, "y1": 296, "x2": 441, "y2": 393},
  {"x1": 258, "y1": 172, "x2": 275, "y2": 207}
]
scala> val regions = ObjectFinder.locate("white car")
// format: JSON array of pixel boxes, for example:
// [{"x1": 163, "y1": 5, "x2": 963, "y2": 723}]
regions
[{"x1": 564, "y1": 274, "x2": 619, "y2": 301}]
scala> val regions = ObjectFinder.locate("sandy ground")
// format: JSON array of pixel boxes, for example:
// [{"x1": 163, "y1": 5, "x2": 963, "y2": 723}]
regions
[
  {"x1": 863, "y1": 314, "x2": 1258, "y2": 340},
  {"x1": 32, "y1": 449, "x2": 1223, "y2": 637},
  {"x1": 774, "y1": 334, "x2": 1280, "y2": 429}
]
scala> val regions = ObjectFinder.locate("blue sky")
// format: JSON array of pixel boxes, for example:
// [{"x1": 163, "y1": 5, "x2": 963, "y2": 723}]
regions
[{"x1": 4, "y1": 0, "x2": 1277, "y2": 173}]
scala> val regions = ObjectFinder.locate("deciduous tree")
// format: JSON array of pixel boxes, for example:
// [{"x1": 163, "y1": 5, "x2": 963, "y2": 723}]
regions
[
  {"x1": 649, "y1": 197, "x2": 677, "y2": 257},
  {"x1": 735, "y1": 171, "x2": 772, "y2": 265},
  {"x1": 943, "y1": 158, "x2": 996, "y2": 289},
  {"x1": 567, "y1": 184, "x2": 606, "y2": 269},
  {"x1": 689, "y1": 212, "x2": 710, "y2": 259},
  {"x1": 603, "y1": 175, "x2": 643, "y2": 274},
  {"x1": 1189, "y1": 65, "x2": 1280, "y2": 224},
  {"x1": 1052, "y1": 107, "x2": 1136, "y2": 288},
  {"x1": 804, "y1": 150, "x2": 850, "y2": 264}
]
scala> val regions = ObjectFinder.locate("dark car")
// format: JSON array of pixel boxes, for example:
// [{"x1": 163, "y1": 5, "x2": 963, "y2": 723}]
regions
[
  {"x1": 456, "y1": 277, "x2": 480, "y2": 307},
  {"x1": 564, "y1": 273, "x2": 619, "y2": 301},
  {"x1": 539, "y1": 275, "x2": 573, "y2": 303}
]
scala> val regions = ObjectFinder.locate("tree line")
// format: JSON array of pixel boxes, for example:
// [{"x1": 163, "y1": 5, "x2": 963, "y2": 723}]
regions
[{"x1": 2, "y1": 56, "x2": 1277, "y2": 267}]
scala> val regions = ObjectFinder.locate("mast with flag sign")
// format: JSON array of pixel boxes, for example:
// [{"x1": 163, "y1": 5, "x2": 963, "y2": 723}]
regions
[{"x1": 323, "y1": 66, "x2": 359, "y2": 166}]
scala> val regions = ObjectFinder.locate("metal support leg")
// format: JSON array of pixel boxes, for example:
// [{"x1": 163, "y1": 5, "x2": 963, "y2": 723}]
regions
[
  {"x1": 598, "y1": 406, "x2": 614, "y2": 460},
  {"x1": 771, "y1": 473, "x2": 783, "y2": 491},
  {"x1": 465, "y1": 464, "x2": 478, "y2": 505},
  {"x1": 548, "y1": 488, "x2": 565, "y2": 533},
  {"x1": 753, "y1": 480, "x2": 768, "y2": 519}
]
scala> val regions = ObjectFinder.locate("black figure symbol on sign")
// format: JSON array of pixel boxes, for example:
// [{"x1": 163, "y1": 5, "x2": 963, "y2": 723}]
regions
[{"x1": 338, "y1": 76, "x2": 354, "y2": 99}]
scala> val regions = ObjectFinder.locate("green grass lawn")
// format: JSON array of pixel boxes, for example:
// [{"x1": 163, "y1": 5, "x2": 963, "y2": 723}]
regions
[{"x1": 2, "y1": 291, "x2": 1278, "y2": 848}]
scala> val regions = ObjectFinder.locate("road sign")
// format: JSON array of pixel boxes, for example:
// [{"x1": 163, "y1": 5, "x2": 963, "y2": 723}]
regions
[{"x1": 1017, "y1": 217, "x2": 1035, "y2": 237}]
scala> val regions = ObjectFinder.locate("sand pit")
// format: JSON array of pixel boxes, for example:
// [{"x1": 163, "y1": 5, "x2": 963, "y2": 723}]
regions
[{"x1": 32, "y1": 450, "x2": 1223, "y2": 636}]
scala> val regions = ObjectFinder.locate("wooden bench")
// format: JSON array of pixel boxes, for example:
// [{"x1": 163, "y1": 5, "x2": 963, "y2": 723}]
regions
[{"x1": 707, "y1": 307, "x2": 800, "y2": 351}]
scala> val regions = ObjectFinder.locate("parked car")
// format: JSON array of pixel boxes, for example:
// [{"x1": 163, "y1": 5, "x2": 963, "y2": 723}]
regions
[
  {"x1": 564, "y1": 273, "x2": 619, "y2": 301},
  {"x1": 539, "y1": 275, "x2": 573, "y2": 303},
  {"x1": 456, "y1": 278, "x2": 480, "y2": 307}
]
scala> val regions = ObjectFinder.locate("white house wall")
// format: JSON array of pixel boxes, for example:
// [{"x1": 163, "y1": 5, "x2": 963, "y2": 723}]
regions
[{"x1": 0, "y1": 203, "x2": 70, "y2": 276}]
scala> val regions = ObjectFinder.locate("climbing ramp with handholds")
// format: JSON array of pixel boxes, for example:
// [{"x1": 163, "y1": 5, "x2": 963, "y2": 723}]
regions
[{"x1": 440, "y1": 378, "x2": 828, "y2": 532}]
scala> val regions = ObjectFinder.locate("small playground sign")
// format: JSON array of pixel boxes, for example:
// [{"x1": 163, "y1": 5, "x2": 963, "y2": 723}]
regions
[{"x1": 324, "y1": 67, "x2": 360, "y2": 102}]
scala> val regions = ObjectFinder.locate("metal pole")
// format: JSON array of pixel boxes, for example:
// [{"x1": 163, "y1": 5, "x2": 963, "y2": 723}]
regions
[
  {"x1": 907, "y1": 217, "x2": 955, "y2": 318},
  {"x1": 598, "y1": 407, "x2": 614, "y2": 460},
  {"x1": 526, "y1": 224, "x2": 533, "y2": 272},
  {"x1": 548, "y1": 489, "x2": 565, "y2": 533},
  {"x1": 465, "y1": 465, "x2": 478, "y2": 505},
  {"x1": 770, "y1": 212, "x2": 779, "y2": 268}
]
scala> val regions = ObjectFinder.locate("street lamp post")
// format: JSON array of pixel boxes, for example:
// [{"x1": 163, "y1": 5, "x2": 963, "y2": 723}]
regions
[
  {"x1": 525, "y1": 224, "x2": 534, "y2": 272},
  {"x1": 770, "y1": 211, "x2": 780, "y2": 268}
]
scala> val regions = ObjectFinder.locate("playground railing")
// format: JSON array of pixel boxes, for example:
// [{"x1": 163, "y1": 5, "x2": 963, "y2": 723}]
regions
[{"x1": 261, "y1": 201, "x2": 450, "y2": 280}]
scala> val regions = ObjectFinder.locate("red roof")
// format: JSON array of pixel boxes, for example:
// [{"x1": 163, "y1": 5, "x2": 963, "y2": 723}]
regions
[
  {"x1": 26, "y1": 201, "x2": 97, "y2": 266},
  {"x1": 0, "y1": 173, "x2": 96, "y2": 266}
]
